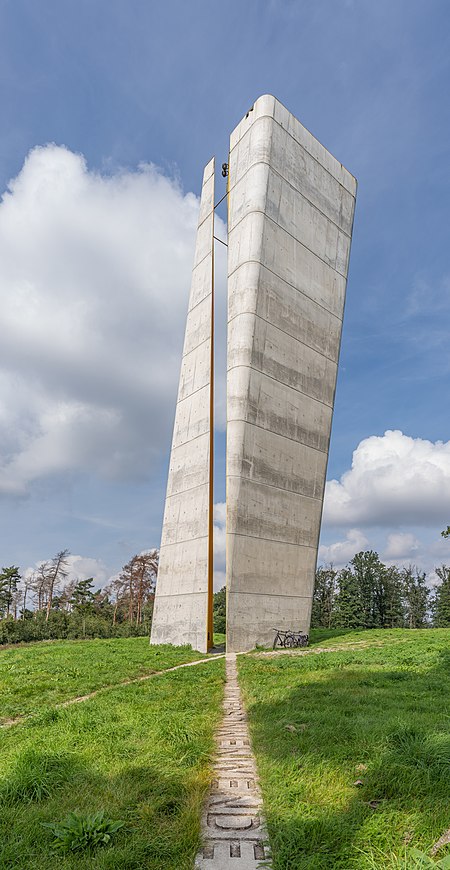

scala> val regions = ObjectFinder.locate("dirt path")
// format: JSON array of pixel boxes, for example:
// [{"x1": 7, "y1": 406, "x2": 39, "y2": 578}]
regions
[
  {"x1": 251, "y1": 639, "x2": 389, "y2": 658},
  {"x1": 1, "y1": 654, "x2": 225, "y2": 729},
  {"x1": 1, "y1": 639, "x2": 392, "y2": 729}
]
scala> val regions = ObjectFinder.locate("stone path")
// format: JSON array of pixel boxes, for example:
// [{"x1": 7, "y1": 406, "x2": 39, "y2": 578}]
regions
[{"x1": 195, "y1": 653, "x2": 271, "y2": 869}]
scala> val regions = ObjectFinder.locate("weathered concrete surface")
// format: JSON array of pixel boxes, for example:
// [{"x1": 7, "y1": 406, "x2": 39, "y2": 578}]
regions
[
  {"x1": 150, "y1": 159, "x2": 214, "y2": 653},
  {"x1": 226, "y1": 96, "x2": 356, "y2": 652},
  {"x1": 195, "y1": 654, "x2": 271, "y2": 868}
]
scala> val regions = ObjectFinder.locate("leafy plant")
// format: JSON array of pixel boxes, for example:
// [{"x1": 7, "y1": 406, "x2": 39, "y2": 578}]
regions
[
  {"x1": 42, "y1": 810, "x2": 125, "y2": 852},
  {"x1": 408, "y1": 848, "x2": 450, "y2": 868}
]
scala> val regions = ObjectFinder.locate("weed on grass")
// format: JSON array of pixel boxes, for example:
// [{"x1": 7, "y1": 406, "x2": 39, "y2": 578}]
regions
[
  {"x1": 0, "y1": 657, "x2": 225, "y2": 869},
  {"x1": 239, "y1": 629, "x2": 450, "y2": 870},
  {"x1": 42, "y1": 810, "x2": 126, "y2": 853}
]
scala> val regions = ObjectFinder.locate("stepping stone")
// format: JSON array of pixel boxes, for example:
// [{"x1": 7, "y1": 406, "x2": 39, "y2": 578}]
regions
[
  {"x1": 195, "y1": 839, "x2": 269, "y2": 867},
  {"x1": 215, "y1": 816, "x2": 253, "y2": 830},
  {"x1": 195, "y1": 654, "x2": 272, "y2": 868}
]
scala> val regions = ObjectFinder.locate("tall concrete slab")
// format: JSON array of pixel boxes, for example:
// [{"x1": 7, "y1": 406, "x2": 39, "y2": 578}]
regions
[
  {"x1": 151, "y1": 158, "x2": 215, "y2": 653},
  {"x1": 226, "y1": 96, "x2": 356, "y2": 652}
]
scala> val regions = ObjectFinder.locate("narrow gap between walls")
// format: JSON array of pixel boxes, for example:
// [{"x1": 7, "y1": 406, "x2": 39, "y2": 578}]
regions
[{"x1": 211, "y1": 161, "x2": 229, "y2": 651}]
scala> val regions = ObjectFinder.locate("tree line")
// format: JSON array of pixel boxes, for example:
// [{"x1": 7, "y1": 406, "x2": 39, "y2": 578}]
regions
[
  {"x1": 1, "y1": 546, "x2": 449, "y2": 645},
  {"x1": 213, "y1": 552, "x2": 450, "y2": 635},
  {"x1": 312, "y1": 551, "x2": 450, "y2": 629},
  {"x1": 0, "y1": 549, "x2": 158, "y2": 644}
]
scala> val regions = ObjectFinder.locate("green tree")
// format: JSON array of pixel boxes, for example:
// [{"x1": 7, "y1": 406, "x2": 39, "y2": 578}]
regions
[
  {"x1": 213, "y1": 586, "x2": 226, "y2": 634},
  {"x1": 401, "y1": 566, "x2": 429, "y2": 628},
  {"x1": 0, "y1": 566, "x2": 21, "y2": 618},
  {"x1": 349, "y1": 551, "x2": 405, "y2": 628},
  {"x1": 311, "y1": 566, "x2": 337, "y2": 628},
  {"x1": 432, "y1": 566, "x2": 450, "y2": 627},
  {"x1": 378, "y1": 565, "x2": 405, "y2": 628},
  {"x1": 69, "y1": 578, "x2": 96, "y2": 638},
  {"x1": 329, "y1": 552, "x2": 407, "y2": 629},
  {"x1": 333, "y1": 567, "x2": 364, "y2": 628},
  {"x1": 355, "y1": 552, "x2": 381, "y2": 626},
  {"x1": 441, "y1": 526, "x2": 450, "y2": 538}
]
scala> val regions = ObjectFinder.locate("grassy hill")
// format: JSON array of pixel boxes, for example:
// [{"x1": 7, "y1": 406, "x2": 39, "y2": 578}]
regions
[
  {"x1": 239, "y1": 628, "x2": 450, "y2": 869},
  {"x1": 0, "y1": 636, "x2": 211, "y2": 723},
  {"x1": 1, "y1": 630, "x2": 448, "y2": 869},
  {"x1": 0, "y1": 638, "x2": 224, "y2": 869}
]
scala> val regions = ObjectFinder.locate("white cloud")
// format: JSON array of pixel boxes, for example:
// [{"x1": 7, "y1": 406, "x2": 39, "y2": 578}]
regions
[
  {"x1": 213, "y1": 502, "x2": 226, "y2": 526},
  {"x1": 324, "y1": 430, "x2": 450, "y2": 527},
  {"x1": 384, "y1": 532, "x2": 419, "y2": 560},
  {"x1": 318, "y1": 527, "x2": 449, "y2": 578},
  {"x1": 0, "y1": 144, "x2": 226, "y2": 495},
  {"x1": 318, "y1": 528, "x2": 369, "y2": 567},
  {"x1": 24, "y1": 554, "x2": 108, "y2": 588},
  {"x1": 65, "y1": 554, "x2": 109, "y2": 587},
  {"x1": 213, "y1": 501, "x2": 226, "y2": 590},
  {"x1": 213, "y1": 570, "x2": 226, "y2": 593}
]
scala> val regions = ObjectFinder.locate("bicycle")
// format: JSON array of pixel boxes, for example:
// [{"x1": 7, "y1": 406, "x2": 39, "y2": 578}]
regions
[{"x1": 272, "y1": 628, "x2": 309, "y2": 649}]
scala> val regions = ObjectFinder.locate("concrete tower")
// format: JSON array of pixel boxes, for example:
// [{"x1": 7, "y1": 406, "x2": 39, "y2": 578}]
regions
[
  {"x1": 226, "y1": 96, "x2": 356, "y2": 651},
  {"x1": 150, "y1": 158, "x2": 215, "y2": 653},
  {"x1": 151, "y1": 96, "x2": 357, "y2": 653}
]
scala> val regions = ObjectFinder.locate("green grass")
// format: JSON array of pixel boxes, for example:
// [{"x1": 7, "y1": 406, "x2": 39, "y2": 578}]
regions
[
  {"x1": 307, "y1": 627, "x2": 445, "y2": 648},
  {"x1": 0, "y1": 656, "x2": 225, "y2": 869},
  {"x1": 238, "y1": 629, "x2": 450, "y2": 869},
  {"x1": 0, "y1": 637, "x2": 211, "y2": 721},
  {"x1": 213, "y1": 633, "x2": 226, "y2": 647}
]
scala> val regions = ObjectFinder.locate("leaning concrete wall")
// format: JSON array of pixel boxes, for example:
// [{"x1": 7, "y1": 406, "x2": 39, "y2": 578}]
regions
[
  {"x1": 226, "y1": 96, "x2": 356, "y2": 652},
  {"x1": 151, "y1": 158, "x2": 214, "y2": 653}
]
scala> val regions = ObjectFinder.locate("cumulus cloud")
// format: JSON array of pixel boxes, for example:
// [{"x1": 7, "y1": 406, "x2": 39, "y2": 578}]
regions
[
  {"x1": 65, "y1": 554, "x2": 110, "y2": 586},
  {"x1": 318, "y1": 528, "x2": 369, "y2": 567},
  {"x1": 384, "y1": 532, "x2": 420, "y2": 560},
  {"x1": 0, "y1": 144, "x2": 226, "y2": 495},
  {"x1": 24, "y1": 553, "x2": 109, "y2": 588},
  {"x1": 323, "y1": 430, "x2": 450, "y2": 527},
  {"x1": 213, "y1": 502, "x2": 226, "y2": 527}
]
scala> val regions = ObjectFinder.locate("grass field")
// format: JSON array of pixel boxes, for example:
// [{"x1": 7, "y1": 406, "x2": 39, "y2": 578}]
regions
[
  {"x1": 0, "y1": 637, "x2": 211, "y2": 722},
  {"x1": 239, "y1": 629, "x2": 450, "y2": 869},
  {"x1": 0, "y1": 641, "x2": 225, "y2": 869},
  {"x1": 2, "y1": 630, "x2": 449, "y2": 869}
]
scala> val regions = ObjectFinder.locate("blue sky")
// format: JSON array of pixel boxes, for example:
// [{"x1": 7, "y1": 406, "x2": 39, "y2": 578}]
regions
[{"x1": 0, "y1": 0, "x2": 449, "y2": 586}]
